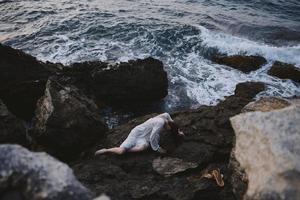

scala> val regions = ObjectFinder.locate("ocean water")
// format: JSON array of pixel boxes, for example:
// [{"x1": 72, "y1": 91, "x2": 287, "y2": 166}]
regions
[{"x1": 1, "y1": 0, "x2": 300, "y2": 111}]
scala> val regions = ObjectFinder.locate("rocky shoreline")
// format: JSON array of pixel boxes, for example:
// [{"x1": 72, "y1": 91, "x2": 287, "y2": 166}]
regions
[{"x1": 0, "y1": 44, "x2": 299, "y2": 200}]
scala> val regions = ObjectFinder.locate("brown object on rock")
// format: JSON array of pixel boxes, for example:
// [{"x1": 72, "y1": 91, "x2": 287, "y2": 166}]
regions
[
  {"x1": 201, "y1": 169, "x2": 225, "y2": 187},
  {"x1": 211, "y1": 169, "x2": 225, "y2": 187},
  {"x1": 267, "y1": 61, "x2": 300, "y2": 84},
  {"x1": 213, "y1": 55, "x2": 267, "y2": 73}
]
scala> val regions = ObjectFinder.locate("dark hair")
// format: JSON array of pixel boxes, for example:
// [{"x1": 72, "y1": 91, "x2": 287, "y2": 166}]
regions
[{"x1": 169, "y1": 121, "x2": 180, "y2": 135}]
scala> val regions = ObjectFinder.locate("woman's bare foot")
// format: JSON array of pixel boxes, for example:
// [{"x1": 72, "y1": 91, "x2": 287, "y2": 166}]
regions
[{"x1": 95, "y1": 148, "x2": 108, "y2": 156}]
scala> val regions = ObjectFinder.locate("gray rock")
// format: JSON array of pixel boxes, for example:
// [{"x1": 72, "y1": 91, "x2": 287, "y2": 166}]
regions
[
  {"x1": 31, "y1": 78, "x2": 107, "y2": 161},
  {"x1": 0, "y1": 99, "x2": 28, "y2": 146},
  {"x1": 152, "y1": 157, "x2": 198, "y2": 177},
  {"x1": 0, "y1": 144, "x2": 94, "y2": 200},
  {"x1": 241, "y1": 97, "x2": 292, "y2": 113},
  {"x1": 230, "y1": 104, "x2": 300, "y2": 199}
]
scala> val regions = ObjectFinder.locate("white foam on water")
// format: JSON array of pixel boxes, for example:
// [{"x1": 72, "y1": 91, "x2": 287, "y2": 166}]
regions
[
  {"x1": 167, "y1": 50, "x2": 300, "y2": 108},
  {"x1": 198, "y1": 26, "x2": 300, "y2": 66},
  {"x1": 23, "y1": 25, "x2": 300, "y2": 109},
  {"x1": 164, "y1": 26, "x2": 300, "y2": 108}
]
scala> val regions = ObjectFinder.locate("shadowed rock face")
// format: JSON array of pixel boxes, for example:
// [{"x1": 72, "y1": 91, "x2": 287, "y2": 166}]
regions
[
  {"x1": 71, "y1": 82, "x2": 265, "y2": 200},
  {"x1": 213, "y1": 55, "x2": 267, "y2": 73},
  {"x1": 31, "y1": 78, "x2": 108, "y2": 161},
  {"x1": 267, "y1": 61, "x2": 300, "y2": 84},
  {"x1": 0, "y1": 99, "x2": 28, "y2": 146},
  {"x1": 230, "y1": 97, "x2": 300, "y2": 200},
  {"x1": 62, "y1": 57, "x2": 168, "y2": 105},
  {"x1": 0, "y1": 44, "x2": 60, "y2": 120},
  {"x1": 0, "y1": 144, "x2": 94, "y2": 200}
]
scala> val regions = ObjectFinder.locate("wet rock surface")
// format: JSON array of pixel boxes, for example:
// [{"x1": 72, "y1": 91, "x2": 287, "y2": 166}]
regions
[
  {"x1": 267, "y1": 61, "x2": 300, "y2": 84},
  {"x1": 0, "y1": 144, "x2": 94, "y2": 200},
  {"x1": 0, "y1": 99, "x2": 28, "y2": 146},
  {"x1": 71, "y1": 82, "x2": 265, "y2": 200},
  {"x1": 213, "y1": 55, "x2": 267, "y2": 73},
  {"x1": 230, "y1": 98, "x2": 300, "y2": 200},
  {"x1": 62, "y1": 57, "x2": 168, "y2": 105},
  {"x1": 31, "y1": 78, "x2": 108, "y2": 161},
  {"x1": 0, "y1": 44, "x2": 60, "y2": 120}
]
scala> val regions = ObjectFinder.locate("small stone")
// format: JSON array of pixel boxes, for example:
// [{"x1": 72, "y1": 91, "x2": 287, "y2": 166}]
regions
[{"x1": 152, "y1": 157, "x2": 198, "y2": 177}]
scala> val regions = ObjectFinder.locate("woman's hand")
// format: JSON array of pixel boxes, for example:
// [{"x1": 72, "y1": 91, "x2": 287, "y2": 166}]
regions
[{"x1": 178, "y1": 129, "x2": 185, "y2": 137}]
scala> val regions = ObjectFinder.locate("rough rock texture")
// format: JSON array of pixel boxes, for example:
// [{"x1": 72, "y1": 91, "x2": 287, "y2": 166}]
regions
[
  {"x1": 242, "y1": 96, "x2": 292, "y2": 112},
  {"x1": 62, "y1": 57, "x2": 168, "y2": 105},
  {"x1": 152, "y1": 157, "x2": 198, "y2": 177},
  {"x1": 213, "y1": 55, "x2": 267, "y2": 73},
  {"x1": 230, "y1": 102, "x2": 300, "y2": 200},
  {"x1": 31, "y1": 78, "x2": 107, "y2": 161},
  {"x1": 267, "y1": 61, "x2": 300, "y2": 84},
  {"x1": 0, "y1": 99, "x2": 28, "y2": 146},
  {"x1": 71, "y1": 82, "x2": 265, "y2": 200},
  {"x1": 0, "y1": 44, "x2": 60, "y2": 120},
  {"x1": 228, "y1": 150, "x2": 248, "y2": 200},
  {"x1": 0, "y1": 44, "x2": 168, "y2": 119},
  {"x1": 0, "y1": 144, "x2": 94, "y2": 200}
]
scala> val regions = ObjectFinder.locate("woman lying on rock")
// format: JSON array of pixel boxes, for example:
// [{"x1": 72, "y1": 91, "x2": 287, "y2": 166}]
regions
[{"x1": 95, "y1": 113, "x2": 184, "y2": 155}]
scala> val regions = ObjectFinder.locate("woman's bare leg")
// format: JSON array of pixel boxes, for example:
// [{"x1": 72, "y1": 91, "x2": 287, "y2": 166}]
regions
[
  {"x1": 127, "y1": 145, "x2": 148, "y2": 153},
  {"x1": 95, "y1": 145, "x2": 148, "y2": 156},
  {"x1": 95, "y1": 147, "x2": 126, "y2": 155}
]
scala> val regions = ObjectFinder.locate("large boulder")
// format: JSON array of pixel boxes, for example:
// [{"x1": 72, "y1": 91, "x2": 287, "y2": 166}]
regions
[
  {"x1": 31, "y1": 78, "x2": 107, "y2": 161},
  {"x1": 0, "y1": 99, "x2": 28, "y2": 146},
  {"x1": 267, "y1": 61, "x2": 300, "y2": 84},
  {"x1": 71, "y1": 82, "x2": 265, "y2": 200},
  {"x1": 0, "y1": 44, "x2": 167, "y2": 119},
  {"x1": 0, "y1": 144, "x2": 94, "y2": 200},
  {"x1": 0, "y1": 44, "x2": 60, "y2": 120},
  {"x1": 230, "y1": 98, "x2": 300, "y2": 199},
  {"x1": 213, "y1": 55, "x2": 267, "y2": 73},
  {"x1": 63, "y1": 57, "x2": 168, "y2": 105}
]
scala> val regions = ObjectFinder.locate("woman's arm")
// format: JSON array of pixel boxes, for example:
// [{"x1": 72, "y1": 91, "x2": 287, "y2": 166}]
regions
[{"x1": 149, "y1": 124, "x2": 164, "y2": 152}]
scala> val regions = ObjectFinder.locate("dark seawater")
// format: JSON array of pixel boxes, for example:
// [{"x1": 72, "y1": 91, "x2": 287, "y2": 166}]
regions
[{"x1": 1, "y1": 0, "x2": 300, "y2": 120}]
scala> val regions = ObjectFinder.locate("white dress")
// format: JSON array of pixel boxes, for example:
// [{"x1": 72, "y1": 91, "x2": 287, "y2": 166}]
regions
[{"x1": 120, "y1": 113, "x2": 174, "y2": 151}]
